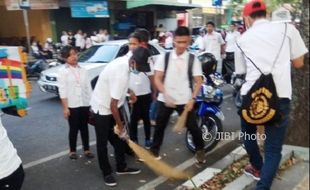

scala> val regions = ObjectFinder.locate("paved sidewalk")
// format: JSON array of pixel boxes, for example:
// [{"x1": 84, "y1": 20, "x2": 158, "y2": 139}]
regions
[{"x1": 177, "y1": 145, "x2": 309, "y2": 190}]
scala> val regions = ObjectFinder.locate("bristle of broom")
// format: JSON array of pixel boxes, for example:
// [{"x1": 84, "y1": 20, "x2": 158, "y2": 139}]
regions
[
  {"x1": 173, "y1": 109, "x2": 189, "y2": 132},
  {"x1": 127, "y1": 139, "x2": 190, "y2": 179}
]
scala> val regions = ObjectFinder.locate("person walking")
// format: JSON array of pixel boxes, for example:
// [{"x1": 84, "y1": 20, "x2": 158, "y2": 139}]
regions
[
  {"x1": 235, "y1": 1, "x2": 308, "y2": 189},
  {"x1": 58, "y1": 46, "x2": 94, "y2": 160},
  {"x1": 150, "y1": 26, "x2": 206, "y2": 164},
  {"x1": 223, "y1": 23, "x2": 240, "y2": 83},
  {"x1": 0, "y1": 114, "x2": 24, "y2": 190},
  {"x1": 90, "y1": 43, "x2": 150, "y2": 186},
  {"x1": 200, "y1": 21, "x2": 226, "y2": 74}
]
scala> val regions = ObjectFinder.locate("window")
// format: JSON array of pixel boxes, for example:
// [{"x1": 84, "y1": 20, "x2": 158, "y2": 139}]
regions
[
  {"x1": 78, "y1": 45, "x2": 119, "y2": 63},
  {"x1": 116, "y1": 45, "x2": 129, "y2": 58}
]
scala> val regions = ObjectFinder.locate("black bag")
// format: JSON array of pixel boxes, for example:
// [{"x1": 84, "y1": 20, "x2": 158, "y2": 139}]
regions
[
  {"x1": 240, "y1": 73, "x2": 280, "y2": 125},
  {"x1": 237, "y1": 24, "x2": 287, "y2": 125}
]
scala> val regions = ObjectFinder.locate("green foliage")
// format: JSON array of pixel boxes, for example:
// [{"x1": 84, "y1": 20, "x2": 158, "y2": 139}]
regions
[{"x1": 227, "y1": 0, "x2": 302, "y2": 19}]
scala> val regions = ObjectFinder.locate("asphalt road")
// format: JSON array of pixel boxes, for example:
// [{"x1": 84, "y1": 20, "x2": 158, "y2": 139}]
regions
[{"x1": 2, "y1": 79, "x2": 241, "y2": 190}]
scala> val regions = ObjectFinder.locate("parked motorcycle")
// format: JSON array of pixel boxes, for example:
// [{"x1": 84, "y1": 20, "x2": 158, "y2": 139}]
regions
[
  {"x1": 26, "y1": 59, "x2": 47, "y2": 78},
  {"x1": 186, "y1": 52, "x2": 225, "y2": 153},
  {"x1": 186, "y1": 75, "x2": 225, "y2": 152}
]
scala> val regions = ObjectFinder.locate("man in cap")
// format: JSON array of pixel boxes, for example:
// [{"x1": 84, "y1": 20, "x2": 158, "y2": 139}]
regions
[
  {"x1": 235, "y1": 1, "x2": 308, "y2": 189},
  {"x1": 90, "y1": 47, "x2": 151, "y2": 187}
]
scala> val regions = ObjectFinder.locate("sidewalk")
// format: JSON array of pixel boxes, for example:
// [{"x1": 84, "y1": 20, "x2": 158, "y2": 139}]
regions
[{"x1": 177, "y1": 145, "x2": 309, "y2": 190}]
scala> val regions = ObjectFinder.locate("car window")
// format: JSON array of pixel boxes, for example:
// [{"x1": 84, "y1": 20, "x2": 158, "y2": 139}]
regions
[
  {"x1": 78, "y1": 45, "x2": 119, "y2": 63},
  {"x1": 116, "y1": 45, "x2": 129, "y2": 58}
]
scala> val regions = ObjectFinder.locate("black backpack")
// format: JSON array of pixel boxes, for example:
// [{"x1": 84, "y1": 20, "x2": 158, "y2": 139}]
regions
[
  {"x1": 237, "y1": 24, "x2": 287, "y2": 125},
  {"x1": 163, "y1": 52, "x2": 195, "y2": 91}
]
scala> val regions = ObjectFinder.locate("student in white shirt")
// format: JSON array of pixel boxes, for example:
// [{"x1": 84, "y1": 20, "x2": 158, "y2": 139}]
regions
[
  {"x1": 128, "y1": 31, "x2": 155, "y2": 149},
  {"x1": 223, "y1": 23, "x2": 241, "y2": 83},
  {"x1": 235, "y1": 1, "x2": 308, "y2": 189},
  {"x1": 74, "y1": 30, "x2": 84, "y2": 51},
  {"x1": 134, "y1": 28, "x2": 158, "y2": 127},
  {"x1": 200, "y1": 21, "x2": 225, "y2": 74},
  {"x1": 151, "y1": 26, "x2": 206, "y2": 164},
  {"x1": 193, "y1": 28, "x2": 205, "y2": 50},
  {"x1": 58, "y1": 46, "x2": 94, "y2": 160},
  {"x1": 164, "y1": 31, "x2": 173, "y2": 49},
  {"x1": 60, "y1": 31, "x2": 69, "y2": 46},
  {"x1": 90, "y1": 44, "x2": 151, "y2": 186},
  {"x1": 0, "y1": 114, "x2": 24, "y2": 190}
]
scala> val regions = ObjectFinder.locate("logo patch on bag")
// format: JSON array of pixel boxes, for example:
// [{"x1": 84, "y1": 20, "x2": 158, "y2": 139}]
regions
[{"x1": 241, "y1": 74, "x2": 279, "y2": 125}]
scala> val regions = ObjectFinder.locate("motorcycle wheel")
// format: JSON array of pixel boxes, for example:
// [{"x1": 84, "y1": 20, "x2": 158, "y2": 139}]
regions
[{"x1": 186, "y1": 114, "x2": 223, "y2": 153}]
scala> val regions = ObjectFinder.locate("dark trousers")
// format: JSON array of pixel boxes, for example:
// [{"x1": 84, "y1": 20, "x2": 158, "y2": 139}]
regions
[
  {"x1": 68, "y1": 106, "x2": 90, "y2": 152},
  {"x1": 241, "y1": 98, "x2": 290, "y2": 190},
  {"x1": 0, "y1": 165, "x2": 24, "y2": 190},
  {"x1": 94, "y1": 113, "x2": 127, "y2": 176},
  {"x1": 222, "y1": 52, "x2": 235, "y2": 83},
  {"x1": 150, "y1": 101, "x2": 204, "y2": 155},
  {"x1": 129, "y1": 94, "x2": 152, "y2": 142}
]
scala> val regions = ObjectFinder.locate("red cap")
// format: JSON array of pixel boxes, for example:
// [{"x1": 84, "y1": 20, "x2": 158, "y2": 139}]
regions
[{"x1": 243, "y1": 0, "x2": 267, "y2": 17}]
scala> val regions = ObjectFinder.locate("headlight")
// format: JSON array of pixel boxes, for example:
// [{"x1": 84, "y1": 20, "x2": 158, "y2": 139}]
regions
[{"x1": 46, "y1": 76, "x2": 57, "y2": 81}]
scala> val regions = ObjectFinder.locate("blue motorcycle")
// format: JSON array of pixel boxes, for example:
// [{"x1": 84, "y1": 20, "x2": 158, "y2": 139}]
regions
[{"x1": 186, "y1": 74, "x2": 225, "y2": 152}]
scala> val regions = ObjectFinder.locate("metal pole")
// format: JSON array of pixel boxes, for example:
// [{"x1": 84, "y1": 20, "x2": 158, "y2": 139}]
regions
[{"x1": 22, "y1": 9, "x2": 31, "y2": 54}]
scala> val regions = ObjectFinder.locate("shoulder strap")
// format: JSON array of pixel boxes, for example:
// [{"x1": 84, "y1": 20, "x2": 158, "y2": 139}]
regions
[
  {"x1": 188, "y1": 53, "x2": 195, "y2": 91},
  {"x1": 236, "y1": 43, "x2": 263, "y2": 74},
  {"x1": 271, "y1": 23, "x2": 287, "y2": 70},
  {"x1": 236, "y1": 23, "x2": 288, "y2": 75},
  {"x1": 163, "y1": 52, "x2": 170, "y2": 83}
]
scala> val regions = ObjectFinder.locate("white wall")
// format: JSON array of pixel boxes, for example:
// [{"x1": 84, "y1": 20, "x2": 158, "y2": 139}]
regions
[{"x1": 157, "y1": 18, "x2": 178, "y2": 32}]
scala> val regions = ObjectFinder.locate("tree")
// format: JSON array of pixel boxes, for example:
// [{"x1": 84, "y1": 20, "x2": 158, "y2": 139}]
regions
[{"x1": 285, "y1": 0, "x2": 309, "y2": 147}]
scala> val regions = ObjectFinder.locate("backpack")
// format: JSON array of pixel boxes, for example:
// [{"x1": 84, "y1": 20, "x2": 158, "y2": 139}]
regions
[
  {"x1": 163, "y1": 52, "x2": 195, "y2": 91},
  {"x1": 237, "y1": 24, "x2": 287, "y2": 125}
]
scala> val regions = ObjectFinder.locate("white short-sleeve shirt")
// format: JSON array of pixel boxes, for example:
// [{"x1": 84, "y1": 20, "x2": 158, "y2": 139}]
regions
[
  {"x1": 129, "y1": 61, "x2": 154, "y2": 96},
  {"x1": 58, "y1": 65, "x2": 92, "y2": 108},
  {"x1": 90, "y1": 56, "x2": 130, "y2": 115},
  {"x1": 0, "y1": 116, "x2": 22, "y2": 179},
  {"x1": 235, "y1": 19, "x2": 308, "y2": 99},
  {"x1": 155, "y1": 50, "x2": 202, "y2": 105},
  {"x1": 225, "y1": 31, "x2": 241, "y2": 53},
  {"x1": 202, "y1": 31, "x2": 225, "y2": 60}
]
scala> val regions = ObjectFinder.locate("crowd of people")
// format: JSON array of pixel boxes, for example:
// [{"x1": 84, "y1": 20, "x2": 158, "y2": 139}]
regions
[
  {"x1": 60, "y1": 28, "x2": 110, "y2": 51},
  {"x1": 1, "y1": 1, "x2": 308, "y2": 190}
]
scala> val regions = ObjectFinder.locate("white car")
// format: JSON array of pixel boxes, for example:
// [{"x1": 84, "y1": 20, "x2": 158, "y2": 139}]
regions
[{"x1": 37, "y1": 40, "x2": 165, "y2": 95}]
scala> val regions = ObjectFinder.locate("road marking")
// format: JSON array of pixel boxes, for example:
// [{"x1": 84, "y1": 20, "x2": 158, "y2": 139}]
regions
[
  {"x1": 24, "y1": 141, "x2": 96, "y2": 169},
  {"x1": 23, "y1": 94, "x2": 233, "y2": 170},
  {"x1": 223, "y1": 94, "x2": 233, "y2": 99}
]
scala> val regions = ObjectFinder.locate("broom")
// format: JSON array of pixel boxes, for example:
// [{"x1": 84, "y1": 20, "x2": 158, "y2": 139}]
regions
[
  {"x1": 173, "y1": 107, "x2": 190, "y2": 133},
  {"x1": 114, "y1": 126, "x2": 190, "y2": 180}
]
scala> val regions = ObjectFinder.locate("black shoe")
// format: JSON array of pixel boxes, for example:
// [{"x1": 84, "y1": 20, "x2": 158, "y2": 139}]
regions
[
  {"x1": 116, "y1": 168, "x2": 141, "y2": 175},
  {"x1": 104, "y1": 174, "x2": 117, "y2": 187}
]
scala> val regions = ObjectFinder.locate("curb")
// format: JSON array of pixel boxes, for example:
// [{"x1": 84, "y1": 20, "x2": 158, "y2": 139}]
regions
[
  {"x1": 177, "y1": 146, "x2": 247, "y2": 190},
  {"x1": 177, "y1": 145, "x2": 309, "y2": 190}
]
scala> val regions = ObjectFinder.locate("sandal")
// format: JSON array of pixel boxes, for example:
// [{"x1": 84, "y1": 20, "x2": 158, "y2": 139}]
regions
[
  {"x1": 69, "y1": 152, "x2": 78, "y2": 160},
  {"x1": 84, "y1": 151, "x2": 95, "y2": 159}
]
